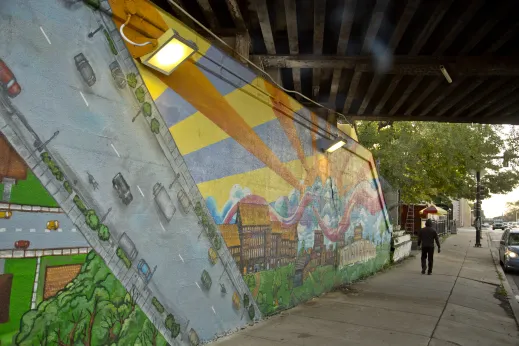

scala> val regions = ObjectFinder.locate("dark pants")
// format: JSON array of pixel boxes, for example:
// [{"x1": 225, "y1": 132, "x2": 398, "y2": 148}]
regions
[{"x1": 421, "y1": 247, "x2": 434, "y2": 273}]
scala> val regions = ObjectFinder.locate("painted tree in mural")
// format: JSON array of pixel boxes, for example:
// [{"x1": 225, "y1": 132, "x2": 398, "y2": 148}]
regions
[{"x1": 15, "y1": 251, "x2": 168, "y2": 346}]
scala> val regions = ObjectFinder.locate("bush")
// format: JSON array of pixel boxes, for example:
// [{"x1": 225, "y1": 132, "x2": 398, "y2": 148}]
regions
[
  {"x1": 98, "y1": 224, "x2": 110, "y2": 241},
  {"x1": 73, "y1": 195, "x2": 87, "y2": 214},
  {"x1": 116, "y1": 247, "x2": 132, "y2": 268},
  {"x1": 63, "y1": 181, "x2": 72, "y2": 194},
  {"x1": 194, "y1": 202, "x2": 203, "y2": 217},
  {"x1": 243, "y1": 293, "x2": 250, "y2": 308},
  {"x1": 150, "y1": 118, "x2": 160, "y2": 134},
  {"x1": 135, "y1": 86, "x2": 145, "y2": 103},
  {"x1": 152, "y1": 297, "x2": 165, "y2": 313},
  {"x1": 40, "y1": 152, "x2": 51, "y2": 163},
  {"x1": 165, "y1": 314, "x2": 180, "y2": 338},
  {"x1": 248, "y1": 305, "x2": 255, "y2": 320},
  {"x1": 207, "y1": 224, "x2": 216, "y2": 239},
  {"x1": 212, "y1": 235, "x2": 222, "y2": 251},
  {"x1": 142, "y1": 102, "x2": 152, "y2": 117},
  {"x1": 85, "y1": 210, "x2": 100, "y2": 231},
  {"x1": 103, "y1": 30, "x2": 118, "y2": 55},
  {"x1": 127, "y1": 73, "x2": 137, "y2": 88}
]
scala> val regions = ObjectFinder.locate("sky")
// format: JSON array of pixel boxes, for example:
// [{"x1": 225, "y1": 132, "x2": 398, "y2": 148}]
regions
[{"x1": 482, "y1": 186, "x2": 519, "y2": 218}]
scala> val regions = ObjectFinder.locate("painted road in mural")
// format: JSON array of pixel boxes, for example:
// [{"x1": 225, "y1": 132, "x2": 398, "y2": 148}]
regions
[
  {"x1": 0, "y1": 0, "x2": 246, "y2": 340},
  {"x1": 0, "y1": 212, "x2": 88, "y2": 249}
]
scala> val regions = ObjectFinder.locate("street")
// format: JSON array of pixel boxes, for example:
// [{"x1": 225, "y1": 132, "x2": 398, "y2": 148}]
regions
[
  {"x1": 0, "y1": 0, "x2": 248, "y2": 339},
  {"x1": 0, "y1": 211, "x2": 88, "y2": 249}
]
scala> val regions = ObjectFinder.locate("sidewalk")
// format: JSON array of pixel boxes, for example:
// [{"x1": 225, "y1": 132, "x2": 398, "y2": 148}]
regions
[{"x1": 213, "y1": 229, "x2": 519, "y2": 345}]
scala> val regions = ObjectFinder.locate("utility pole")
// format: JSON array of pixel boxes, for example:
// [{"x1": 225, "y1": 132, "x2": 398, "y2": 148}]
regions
[{"x1": 474, "y1": 171, "x2": 482, "y2": 247}]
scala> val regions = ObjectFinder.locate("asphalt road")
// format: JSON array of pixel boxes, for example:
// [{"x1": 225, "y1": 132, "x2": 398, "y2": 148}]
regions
[
  {"x1": 0, "y1": 211, "x2": 88, "y2": 249},
  {"x1": 0, "y1": 0, "x2": 246, "y2": 338}
]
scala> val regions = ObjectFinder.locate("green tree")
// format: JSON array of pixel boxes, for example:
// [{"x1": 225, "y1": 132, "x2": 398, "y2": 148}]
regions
[
  {"x1": 299, "y1": 240, "x2": 306, "y2": 256},
  {"x1": 272, "y1": 270, "x2": 283, "y2": 305},
  {"x1": 73, "y1": 195, "x2": 88, "y2": 214},
  {"x1": 150, "y1": 118, "x2": 160, "y2": 134},
  {"x1": 127, "y1": 73, "x2": 137, "y2": 88},
  {"x1": 357, "y1": 122, "x2": 519, "y2": 202},
  {"x1": 135, "y1": 87, "x2": 146, "y2": 103},
  {"x1": 86, "y1": 210, "x2": 100, "y2": 231},
  {"x1": 63, "y1": 180, "x2": 73, "y2": 194},
  {"x1": 142, "y1": 102, "x2": 152, "y2": 117},
  {"x1": 212, "y1": 235, "x2": 222, "y2": 250},
  {"x1": 165, "y1": 314, "x2": 180, "y2": 338},
  {"x1": 243, "y1": 293, "x2": 250, "y2": 308},
  {"x1": 98, "y1": 224, "x2": 110, "y2": 241},
  {"x1": 248, "y1": 305, "x2": 255, "y2": 320},
  {"x1": 15, "y1": 251, "x2": 167, "y2": 345}
]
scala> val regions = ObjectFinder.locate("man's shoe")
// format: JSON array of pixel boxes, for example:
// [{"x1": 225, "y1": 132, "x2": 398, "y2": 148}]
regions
[
  {"x1": 427, "y1": 272, "x2": 432, "y2": 275},
  {"x1": 421, "y1": 270, "x2": 425, "y2": 274}
]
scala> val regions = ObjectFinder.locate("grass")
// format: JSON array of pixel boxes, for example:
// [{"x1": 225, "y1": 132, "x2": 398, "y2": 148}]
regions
[
  {"x1": 0, "y1": 171, "x2": 59, "y2": 207},
  {"x1": 103, "y1": 30, "x2": 118, "y2": 55},
  {"x1": 0, "y1": 258, "x2": 37, "y2": 346},
  {"x1": 35, "y1": 254, "x2": 88, "y2": 304}
]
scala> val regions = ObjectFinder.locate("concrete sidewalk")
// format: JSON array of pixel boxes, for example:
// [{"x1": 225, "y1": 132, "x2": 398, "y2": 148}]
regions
[{"x1": 213, "y1": 230, "x2": 519, "y2": 345}]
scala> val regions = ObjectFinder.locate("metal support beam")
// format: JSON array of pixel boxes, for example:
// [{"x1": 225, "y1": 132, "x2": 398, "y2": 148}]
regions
[
  {"x1": 196, "y1": 0, "x2": 219, "y2": 29},
  {"x1": 312, "y1": 0, "x2": 326, "y2": 100},
  {"x1": 436, "y1": 79, "x2": 484, "y2": 116},
  {"x1": 343, "y1": 68, "x2": 363, "y2": 114},
  {"x1": 253, "y1": 0, "x2": 276, "y2": 55},
  {"x1": 409, "y1": 0, "x2": 453, "y2": 55},
  {"x1": 405, "y1": 78, "x2": 442, "y2": 115},
  {"x1": 389, "y1": 76, "x2": 423, "y2": 115},
  {"x1": 450, "y1": 79, "x2": 509, "y2": 118},
  {"x1": 374, "y1": 75, "x2": 403, "y2": 114},
  {"x1": 285, "y1": 0, "x2": 301, "y2": 96},
  {"x1": 226, "y1": 0, "x2": 246, "y2": 31}
]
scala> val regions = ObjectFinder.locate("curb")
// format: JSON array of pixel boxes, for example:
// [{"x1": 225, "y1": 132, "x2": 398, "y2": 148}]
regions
[
  {"x1": 0, "y1": 247, "x2": 92, "y2": 258},
  {"x1": 485, "y1": 232, "x2": 519, "y2": 327},
  {"x1": 0, "y1": 202, "x2": 63, "y2": 213}
]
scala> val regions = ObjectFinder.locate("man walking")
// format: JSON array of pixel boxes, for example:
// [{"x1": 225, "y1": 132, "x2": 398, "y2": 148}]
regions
[{"x1": 418, "y1": 219, "x2": 441, "y2": 275}]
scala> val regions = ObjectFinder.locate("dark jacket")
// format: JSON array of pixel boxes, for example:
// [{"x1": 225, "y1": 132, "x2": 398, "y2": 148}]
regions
[{"x1": 417, "y1": 226, "x2": 440, "y2": 248}]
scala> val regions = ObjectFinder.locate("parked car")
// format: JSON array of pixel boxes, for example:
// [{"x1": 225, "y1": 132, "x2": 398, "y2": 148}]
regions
[
  {"x1": 499, "y1": 228, "x2": 519, "y2": 272},
  {"x1": 14, "y1": 240, "x2": 30, "y2": 250},
  {"x1": 46, "y1": 220, "x2": 60, "y2": 231},
  {"x1": 200, "y1": 269, "x2": 212, "y2": 290},
  {"x1": 137, "y1": 259, "x2": 156, "y2": 283},
  {"x1": 0, "y1": 211, "x2": 12, "y2": 219},
  {"x1": 112, "y1": 173, "x2": 133, "y2": 205},
  {"x1": 0, "y1": 59, "x2": 21, "y2": 98},
  {"x1": 109, "y1": 61, "x2": 126, "y2": 89},
  {"x1": 74, "y1": 53, "x2": 96, "y2": 86},
  {"x1": 153, "y1": 183, "x2": 176, "y2": 222},
  {"x1": 177, "y1": 188, "x2": 191, "y2": 214},
  {"x1": 493, "y1": 222, "x2": 505, "y2": 230}
]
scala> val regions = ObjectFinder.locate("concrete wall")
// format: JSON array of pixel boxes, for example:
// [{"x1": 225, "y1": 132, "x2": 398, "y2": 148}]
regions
[
  {"x1": 0, "y1": 0, "x2": 391, "y2": 344},
  {"x1": 453, "y1": 199, "x2": 472, "y2": 227}
]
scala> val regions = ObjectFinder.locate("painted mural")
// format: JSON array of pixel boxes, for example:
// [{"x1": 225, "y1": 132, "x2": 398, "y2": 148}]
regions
[{"x1": 0, "y1": 0, "x2": 391, "y2": 345}]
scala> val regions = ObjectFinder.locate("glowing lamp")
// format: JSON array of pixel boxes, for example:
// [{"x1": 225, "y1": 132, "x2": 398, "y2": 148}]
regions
[
  {"x1": 140, "y1": 29, "x2": 198, "y2": 75},
  {"x1": 317, "y1": 138, "x2": 346, "y2": 153}
]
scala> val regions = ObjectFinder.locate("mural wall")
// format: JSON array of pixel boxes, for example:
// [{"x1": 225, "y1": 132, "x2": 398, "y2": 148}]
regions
[
  {"x1": 0, "y1": 0, "x2": 391, "y2": 344},
  {"x1": 127, "y1": 2, "x2": 393, "y2": 317}
]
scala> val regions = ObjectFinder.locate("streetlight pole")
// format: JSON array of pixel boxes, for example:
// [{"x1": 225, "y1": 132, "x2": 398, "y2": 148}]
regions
[{"x1": 474, "y1": 171, "x2": 482, "y2": 247}]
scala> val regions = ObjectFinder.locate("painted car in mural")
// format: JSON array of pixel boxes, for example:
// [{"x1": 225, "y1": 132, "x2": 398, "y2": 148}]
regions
[
  {"x1": 119, "y1": 232, "x2": 138, "y2": 261},
  {"x1": 109, "y1": 60, "x2": 126, "y2": 89},
  {"x1": 14, "y1": 240, "x2": 30, "y2": 249},
  {"x1": 153, "y1": 182, "x2": 176, "y2": 222},
  {"x1": 112, "y1": 172, "x2": 133, "y2": 205},
  {"x1": 0, "y1": 59, "x2": 21, "y2": 98},
  {"x1": 74, "y1": 53, "x2": 96, "y2": 87},
  {"x1": 137, "y1": 258, "x2": 157, "y2": 283}
]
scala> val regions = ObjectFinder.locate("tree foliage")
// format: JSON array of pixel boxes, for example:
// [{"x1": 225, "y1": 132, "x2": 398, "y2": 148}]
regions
[
  {"x1": 357, "y1": 122, "x2": 519, "y2": 203},
  {"x1": 150, "y1": 118, "x2": 160, "y2": 134},
  {"x1": 85, "y1": 210, "x2": 100, "y2": 231},
  {"x1": 15, "y1": 251, "x2": 167, "y2": 346},
  {"x1": 98, "y1": 224, "x2": 110, "y2": 241}
]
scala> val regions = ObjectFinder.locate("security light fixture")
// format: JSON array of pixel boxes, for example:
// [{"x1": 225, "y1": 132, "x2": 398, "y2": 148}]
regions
[
  {"x1": 317, "y1": 138, "x2": 346, "y2": 153},
  {"x1": 439, "y1": 65, "x2": 452, "y2": 84},
  {"x1": 140, "y1": 29, "x2": 198, "y2": 75}
]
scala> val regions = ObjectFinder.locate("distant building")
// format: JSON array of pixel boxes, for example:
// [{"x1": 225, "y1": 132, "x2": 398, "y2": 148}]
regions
[
  {"x1": 0, "y1": 132, "x2": 27, "y2": 181},
  {"x1": 220, "y1": 202, "x2": 299, "y2": 274}
]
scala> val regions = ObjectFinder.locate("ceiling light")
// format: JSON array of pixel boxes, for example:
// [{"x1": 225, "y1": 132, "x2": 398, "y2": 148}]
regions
[
  {"x1": 140, "y1": 29, "x2": 198, "y2": 75},
  {"x1": 317, "y1": 138, "x2": 346, "y2": 153},
  {"x1": 439, "y1": 65, "x2": 452, "y2": 84}
]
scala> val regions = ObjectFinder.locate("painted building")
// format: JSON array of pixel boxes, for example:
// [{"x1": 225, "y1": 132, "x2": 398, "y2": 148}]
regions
[
  {"x1": 0, "y1": 0, "x2": 392, "y2": 344},
  {"x1": 452, "y1": 198, "x2": 472, "y2": 227}
]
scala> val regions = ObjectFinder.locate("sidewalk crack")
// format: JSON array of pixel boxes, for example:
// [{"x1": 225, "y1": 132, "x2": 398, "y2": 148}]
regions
[{"x1": 458, "y1": 276, "x2": 500, "y2": 287}]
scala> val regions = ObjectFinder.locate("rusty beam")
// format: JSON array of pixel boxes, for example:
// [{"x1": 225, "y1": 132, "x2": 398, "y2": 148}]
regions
[
  {"x1": 312, "y1": 0, "x2": 326, "y2": 99},
  {"x1": 482, "y1": 92, "x2": 519, "y2": 119},
  {"x1": 253, "y1": 0, "x2": 276, "y2": 54},
  {"x1": 434, "y1": 0, "x2": 484, "y2": 54},
  {"x1": 374, "y1": 75, "x2": 403, "y2": 114},
  {"x1": 167, "y1": 0, "x2": 195, "y2": 28},
  {"x1": 284, "y1": 0, "x2": 301, "y2": 96},
  {"x1": 196, "y1": 0, "x2": 219, "y2": 29},
  {"x1": 388, "y1": 76, "x2": 423, "y2": 115},
  {"x1": 466, "y1": 82, "x2": 519, "y2": 118},
  {"x1": 328, "y1": 69, "x2": 342, "y2": 110},
  {"x1": 358, "y1": 75, "x2": 382, "y2": 114},
  {"x1": 459, "y1": 2, "x2": 515, "y2": 54},
  {"x1": 253, "y1": 55, "x2": 519, "y2": 76},
  {"x1": 487, "y1": 23, "x2": 519, "y2": 53},
  {"x1": 405, "y1": 78, "x2": 443, "y2": 115},
  {"x1": 343, "y1": 68, "x2": 364, "y2": 114},
  {"x1": 450, "y1": 79, "x2": 509, "y2": 118},
  {"x1": 418, "y1": 79, "x2": 463, "y2": 116},
  {"x1": 409, "y1": 0, "x2": 453, "y2": 55},
  {"x1": 346, "y1": 114, "x2": 519, "y2": 125},
  {"x1": 226, "y1": 0, "x2": 246, "y2": 30},
  {"x1": 436, "y1": 79, "x2": 484, "y2": 116},
  {"x1": 388, "y1": 0, "x2": 420, "y2": 52},
  {"x1": 234, "y1": 32, "x2": 250, "y2": 63},
  {"x1": 362, "y1": 0, "x2": 390, "y2": 53}
]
